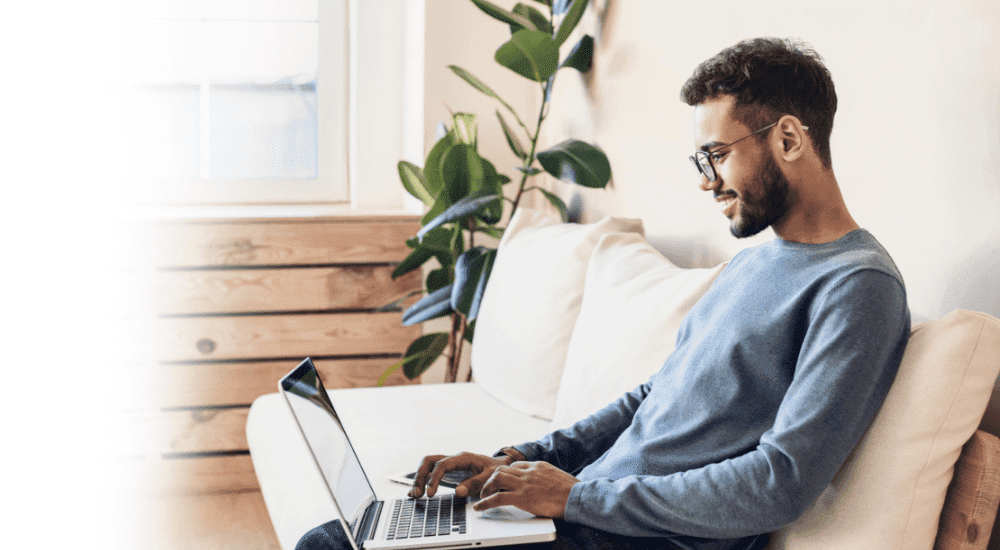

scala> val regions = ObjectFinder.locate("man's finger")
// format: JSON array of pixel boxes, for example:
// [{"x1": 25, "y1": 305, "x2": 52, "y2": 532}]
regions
[
  {"x1": 479, "y1": 468, "x2": 521, "y2": 499},
  {"x1": 473, "y1": 490, "x2": 516, "y2": 512},
  {"x1": 409, "y1": 455, "x2": 445, "y2": 498},
  {"x1": 455, "y1": 470, "x2": 492, "y2": 498},
  {"x1": 427, "y1": 453, "x2": 476, "y2": 498}
]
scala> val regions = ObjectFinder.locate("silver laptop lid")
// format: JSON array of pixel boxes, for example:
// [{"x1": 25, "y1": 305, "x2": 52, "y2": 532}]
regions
[{"x1": 280, "y1": 358, "x2": 379, "y2": 545}]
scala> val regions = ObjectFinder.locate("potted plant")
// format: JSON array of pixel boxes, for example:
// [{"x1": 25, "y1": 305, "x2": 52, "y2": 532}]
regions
[{"x1": 379, "y1": 0, "x2": 610, "y2": 384}]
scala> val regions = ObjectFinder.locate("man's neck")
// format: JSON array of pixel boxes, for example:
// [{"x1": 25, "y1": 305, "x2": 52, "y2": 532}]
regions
[{"x1": 772, "y1": 171, "x2": 860, "y2": 244}]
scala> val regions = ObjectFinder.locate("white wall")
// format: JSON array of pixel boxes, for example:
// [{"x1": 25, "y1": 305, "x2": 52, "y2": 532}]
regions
[{"x1": 533, "y1": 0, "x2": 1000, "y2": 322}]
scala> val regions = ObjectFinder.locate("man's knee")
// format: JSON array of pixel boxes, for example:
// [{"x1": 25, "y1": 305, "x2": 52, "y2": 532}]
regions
[{"x1": 295, "y1": 520, "x2": 351, "y2": 550}]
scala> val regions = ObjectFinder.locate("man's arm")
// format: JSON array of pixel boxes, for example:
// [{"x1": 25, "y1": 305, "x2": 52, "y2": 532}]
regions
[
  {"x1": 564, "y1": 270, "x2": 910, "y2": 538},
  {"x1": 514, "y1": 379, "x2": 653, "y2": 473},
  {"x1": 410, "y1": 379, "x2": 653, "y2": 501}
]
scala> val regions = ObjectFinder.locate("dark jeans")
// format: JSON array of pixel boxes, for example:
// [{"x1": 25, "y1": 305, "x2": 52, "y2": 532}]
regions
[{"x1": 295, "y1": 518, "x2": 768, "y2": 550}]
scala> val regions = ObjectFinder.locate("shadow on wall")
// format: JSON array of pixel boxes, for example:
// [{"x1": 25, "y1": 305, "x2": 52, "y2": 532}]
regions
[{"x1": 940, "y1": 238, "x2": 1000, "y2": 320}]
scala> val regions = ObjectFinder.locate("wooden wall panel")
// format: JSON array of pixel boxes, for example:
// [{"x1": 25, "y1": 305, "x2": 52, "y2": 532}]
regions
[
  {"x1": 142, "y1": 267, "x2": 420, "y2": 315},
  {"x1": 121, "y1": 358, "x2": 414, "y2": 409},
  {"x1": 131, "y1": 217, "x2": 418, "y2": 268},
  {"x1": 121, "y1": 454, "x2": 260, "y2": 495},
  {"x1": 150, "y1": 313, "x2": 420, "y2": 362},
  {"x1": 123, "y1": 216, "x2": 424, "y2": 497}
]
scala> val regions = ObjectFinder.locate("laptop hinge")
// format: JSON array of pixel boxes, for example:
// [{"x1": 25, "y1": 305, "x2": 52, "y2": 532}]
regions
[{"x1": 356, "y1": 500, "x2": 383, "y2": 543}]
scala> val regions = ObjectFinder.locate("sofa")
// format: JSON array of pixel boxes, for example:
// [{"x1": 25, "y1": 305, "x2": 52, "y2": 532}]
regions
[{"x1": 247, "y1": 207, "x2": 1000, "y2": 550}]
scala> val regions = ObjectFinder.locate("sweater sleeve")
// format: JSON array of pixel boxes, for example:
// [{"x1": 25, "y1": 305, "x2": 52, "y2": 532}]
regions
[
  {"x1": 513, "y1": 381, "x2": 653, "y2": 475},
  {"x1": 563, "y1": 270, "x2": 910, "y2": 538}
]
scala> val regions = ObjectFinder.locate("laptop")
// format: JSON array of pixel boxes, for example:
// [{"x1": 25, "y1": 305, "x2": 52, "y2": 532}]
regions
[{"x1": 279, "y1": 358, "x2": 558, "y2": 550}]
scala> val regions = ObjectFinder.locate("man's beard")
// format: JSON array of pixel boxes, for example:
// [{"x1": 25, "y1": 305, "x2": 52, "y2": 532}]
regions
[{"x1": 730, "y1": 152, "x2": 791, "y2": 239}]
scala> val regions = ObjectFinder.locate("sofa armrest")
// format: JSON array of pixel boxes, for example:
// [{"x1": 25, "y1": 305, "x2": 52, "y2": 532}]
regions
[{"x1": 935, "y1": 430, "x2": 1000, "y2": 550}]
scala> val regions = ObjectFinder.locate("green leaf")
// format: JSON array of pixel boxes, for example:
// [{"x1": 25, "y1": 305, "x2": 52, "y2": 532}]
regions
[
  {"x1": 441, "y1": 143, "x2": 484, "y2": 204},
  {"x1": 470, "y1": 0, "x2": 537, "y2": 30},
  {"x1": 450, "y1": 221, "x2": 465, "y2": 258},
  {"x1": 400, "y1": 333, "x2": 451, "y2": 379},
  {"x1": 422, "y1": 189, "x2": 452, "y2": 226},
  {"x1": 451, "y1": 247, "x2": 498, "y2": 320},
  {"x1": 536, "y1": 139, "x2": 612, "y2": 188},
  {"x1": 497, "y1": 110, "x2": 527, "y2": 161},
  {"x1": 392, "y1": 246, "x2": 435, "y2": 279},
  {"x1": 417, "y1": 190, "x2": 503, "y2": 240},
  {"x1": 463, "y1": 319, "x2": 476, "y2": 344},
  {"x1": 450, "y1": 65, "x2": 528, "y2": 133},
  {"x1": 394, "y1": 227, "x2": 454, "y2": 278},
  {"x1": 515, "y1": 166, "x2": 543, "y2": 175},
  {"x1": 495, "y1": 29, "x2": 560, "y2": 82},
  {"x1": 450, "y1": 112, "x2": 477, "y2": 149},
  {"x1": 561, "y1": 34, "x2": 593, "y2": 72},
  {"x1": 402, "y1": 285, "x2": 454, "y2": 326},
  {"x1": 426, "y1": 267, "x2": 450, "y2": 292},
  {"x1": 512, "y1": 3, "x2": 552, "y2": 34},
  {"x1": 424, "y1": 133, "x2": 456, "y2": 198},
  {"x1": 476, "y1": 158, "x2": 507, "y2": 224},
  {"x1": 417, "y1": 227, "x2": 454, "y2": 252},
  {"x1": 398, "y1": 161, "x2": 433, "y2": 205},
  {"x1": 377, "y1": 358, "x2": 404, "y2": 386},
  {"x1": 536, "y1": 188, "x2": 569, "y2": 222},
  {"x1": 450, "y1": 65, "x2": 503, "y2": 103},
  {"x1": 554, "y1": 0, "x2": 588, "y2": 47},
  {"x1": 374, "y1": 290, "x2": 424, "y2": 313}
]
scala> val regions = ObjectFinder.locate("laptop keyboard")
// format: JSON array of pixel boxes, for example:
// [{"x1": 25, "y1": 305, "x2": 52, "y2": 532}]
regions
[{"x1": 386, "y1": 495, "x2": 468, "y2": 540}]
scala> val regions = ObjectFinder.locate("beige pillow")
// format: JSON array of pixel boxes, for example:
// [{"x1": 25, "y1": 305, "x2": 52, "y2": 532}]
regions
[
  {"x1": 767, "y1": 310, "x2": 1000, "y2": 550},
  {"x1": 471, "y1": 208, "x2": 643, "y2": 420},
  {"x1": 550, "y1": 233, "x2": 726, "y2": 430}
]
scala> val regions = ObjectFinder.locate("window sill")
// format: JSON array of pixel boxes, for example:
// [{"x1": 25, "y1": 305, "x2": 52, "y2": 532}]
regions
[{"x1": 133, "y1": 203, "x2": 423, "y2": 221}]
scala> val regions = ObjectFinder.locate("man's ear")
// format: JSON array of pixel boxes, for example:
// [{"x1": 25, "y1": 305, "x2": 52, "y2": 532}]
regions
[{"x1": 775, "y1": 115, "x2": 808, "y2": 162}]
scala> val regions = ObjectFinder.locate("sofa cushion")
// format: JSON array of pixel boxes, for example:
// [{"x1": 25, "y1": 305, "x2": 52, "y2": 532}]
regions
[
  {"x1": 551, "y1": 233, "x2": 726, "y2": 429},
  {"x1": 471, "y1": 208, "x2": 643, "y2": 420},
  {"x1": 767, "y1": 310, "x2": 1000, "y2": 550}
]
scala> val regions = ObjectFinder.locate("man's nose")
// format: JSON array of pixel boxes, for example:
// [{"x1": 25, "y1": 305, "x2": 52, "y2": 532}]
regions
[{"x1": 698, "y1": 172, "x2": 718, "y2": 193}]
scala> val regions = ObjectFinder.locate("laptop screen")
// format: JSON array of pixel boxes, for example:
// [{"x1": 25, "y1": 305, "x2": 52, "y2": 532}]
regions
[{"x1": 280, "y1": 359, "x2": 378, "y2": 538}]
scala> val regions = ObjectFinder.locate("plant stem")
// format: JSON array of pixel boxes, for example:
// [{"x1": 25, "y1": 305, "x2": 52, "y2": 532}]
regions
[{"x1": 510, "y1": 82, "x2": 550, "y2": 215}]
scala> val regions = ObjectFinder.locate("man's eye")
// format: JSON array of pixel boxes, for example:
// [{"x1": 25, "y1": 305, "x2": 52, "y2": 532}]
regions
[{"x1": 711, "y1": 152, "x2": 726, "y2": 162}]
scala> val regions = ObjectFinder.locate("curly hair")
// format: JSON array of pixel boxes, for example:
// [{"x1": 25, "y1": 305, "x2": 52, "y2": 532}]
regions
[{"x1": 680, "y1": 38, "x2": 837, "y2": 168}]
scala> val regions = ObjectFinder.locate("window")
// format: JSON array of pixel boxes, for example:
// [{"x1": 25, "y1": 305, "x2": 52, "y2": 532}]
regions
[{"x1": 124, "y1": 0, "x2": 421, "y2": 210}]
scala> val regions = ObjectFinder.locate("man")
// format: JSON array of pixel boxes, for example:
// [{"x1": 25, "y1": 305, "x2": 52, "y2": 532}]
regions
[{"x1": 299, "y1": 37, "x2": 911, "y2": 550}]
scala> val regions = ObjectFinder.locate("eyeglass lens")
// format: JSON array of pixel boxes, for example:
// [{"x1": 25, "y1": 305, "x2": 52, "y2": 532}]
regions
[{"x1": 690, "y1": 153, "x2": 716, "y2": 182}]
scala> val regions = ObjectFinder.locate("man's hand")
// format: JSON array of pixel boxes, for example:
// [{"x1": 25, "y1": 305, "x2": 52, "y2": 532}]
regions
[
  {"x1": 474, "y1": 461, "x2": 579, "y2": 519},
  {"x1": 409, "y1": 452, "x2": 513, "y2": 499}
]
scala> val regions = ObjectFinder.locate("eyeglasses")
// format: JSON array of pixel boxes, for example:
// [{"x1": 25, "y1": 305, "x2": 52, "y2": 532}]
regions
[{"x1": 689, "y1": 122, "x2": 807, "y2": 182}]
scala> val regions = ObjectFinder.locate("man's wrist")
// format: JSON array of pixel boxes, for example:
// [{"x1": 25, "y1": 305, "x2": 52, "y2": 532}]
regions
[{"x1": 493, "y1": 446, "x2": 526, "y2": 464}]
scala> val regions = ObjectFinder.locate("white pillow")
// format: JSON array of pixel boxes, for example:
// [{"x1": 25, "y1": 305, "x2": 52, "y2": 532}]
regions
[
  {"x1": 471, "y1": 208, "x2": 644, "y2": 420},
  {"x1": 767, "y1": 310, "x2": 1000, "y2": 550},
  {"x1": 551, "y1": 233, "x2": 726, "y2": 429}
]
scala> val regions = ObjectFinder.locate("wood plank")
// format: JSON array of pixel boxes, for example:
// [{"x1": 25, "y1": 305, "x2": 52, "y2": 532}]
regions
[
  {"x1": 120, "y1": 454, "x2": 260, "y2": 495},
  {"x1": 118, "y1": 490, "x2": 280, "y2": 550},
  {"x1": 138, "y1": 266, "x2": 421, "y2": 315},
  {"x1": 120, "y1": 407, "x2": 251, "y2": 456},
  {"x1": 131, "y1": 217, "x2": 421, "y2": 268},
  {"x1": 118, "y1": 357, "x2": 418, "y2": 409},
  {"x1": 145, "y1": 312, "x2": 420, "y2": 362},
  {"x1": 936, "y1": 430, "x2": 1000, "y2": 550}
]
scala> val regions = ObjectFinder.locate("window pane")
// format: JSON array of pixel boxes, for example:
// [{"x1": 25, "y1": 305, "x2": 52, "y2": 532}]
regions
[
  {"x1": 210, "y1": 84, "x2": 317, "y2": 179},
  {"x1": 206, "y1": 20, "x2": 318, "y2": 180}
]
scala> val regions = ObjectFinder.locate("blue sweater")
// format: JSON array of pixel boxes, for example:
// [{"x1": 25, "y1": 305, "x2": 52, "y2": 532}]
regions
[{"x1": 513, "y1": 230, "x2": 910, "y2": 550}]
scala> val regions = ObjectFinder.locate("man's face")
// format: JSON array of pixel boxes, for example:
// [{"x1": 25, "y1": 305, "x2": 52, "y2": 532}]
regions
[{"x1": 692, "y1": 96, "x2": 791, "y2": 239}]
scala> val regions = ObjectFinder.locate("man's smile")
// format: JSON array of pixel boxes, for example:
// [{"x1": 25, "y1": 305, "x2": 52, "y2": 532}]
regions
[{"x1": 714, "y1": 191, "x2": 738, "y2": 216}]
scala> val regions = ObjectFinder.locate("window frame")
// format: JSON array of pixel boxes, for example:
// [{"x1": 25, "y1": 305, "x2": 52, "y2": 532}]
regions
[{"x1": 131, "y1": 0, "x2": 424, "y2": 213}]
